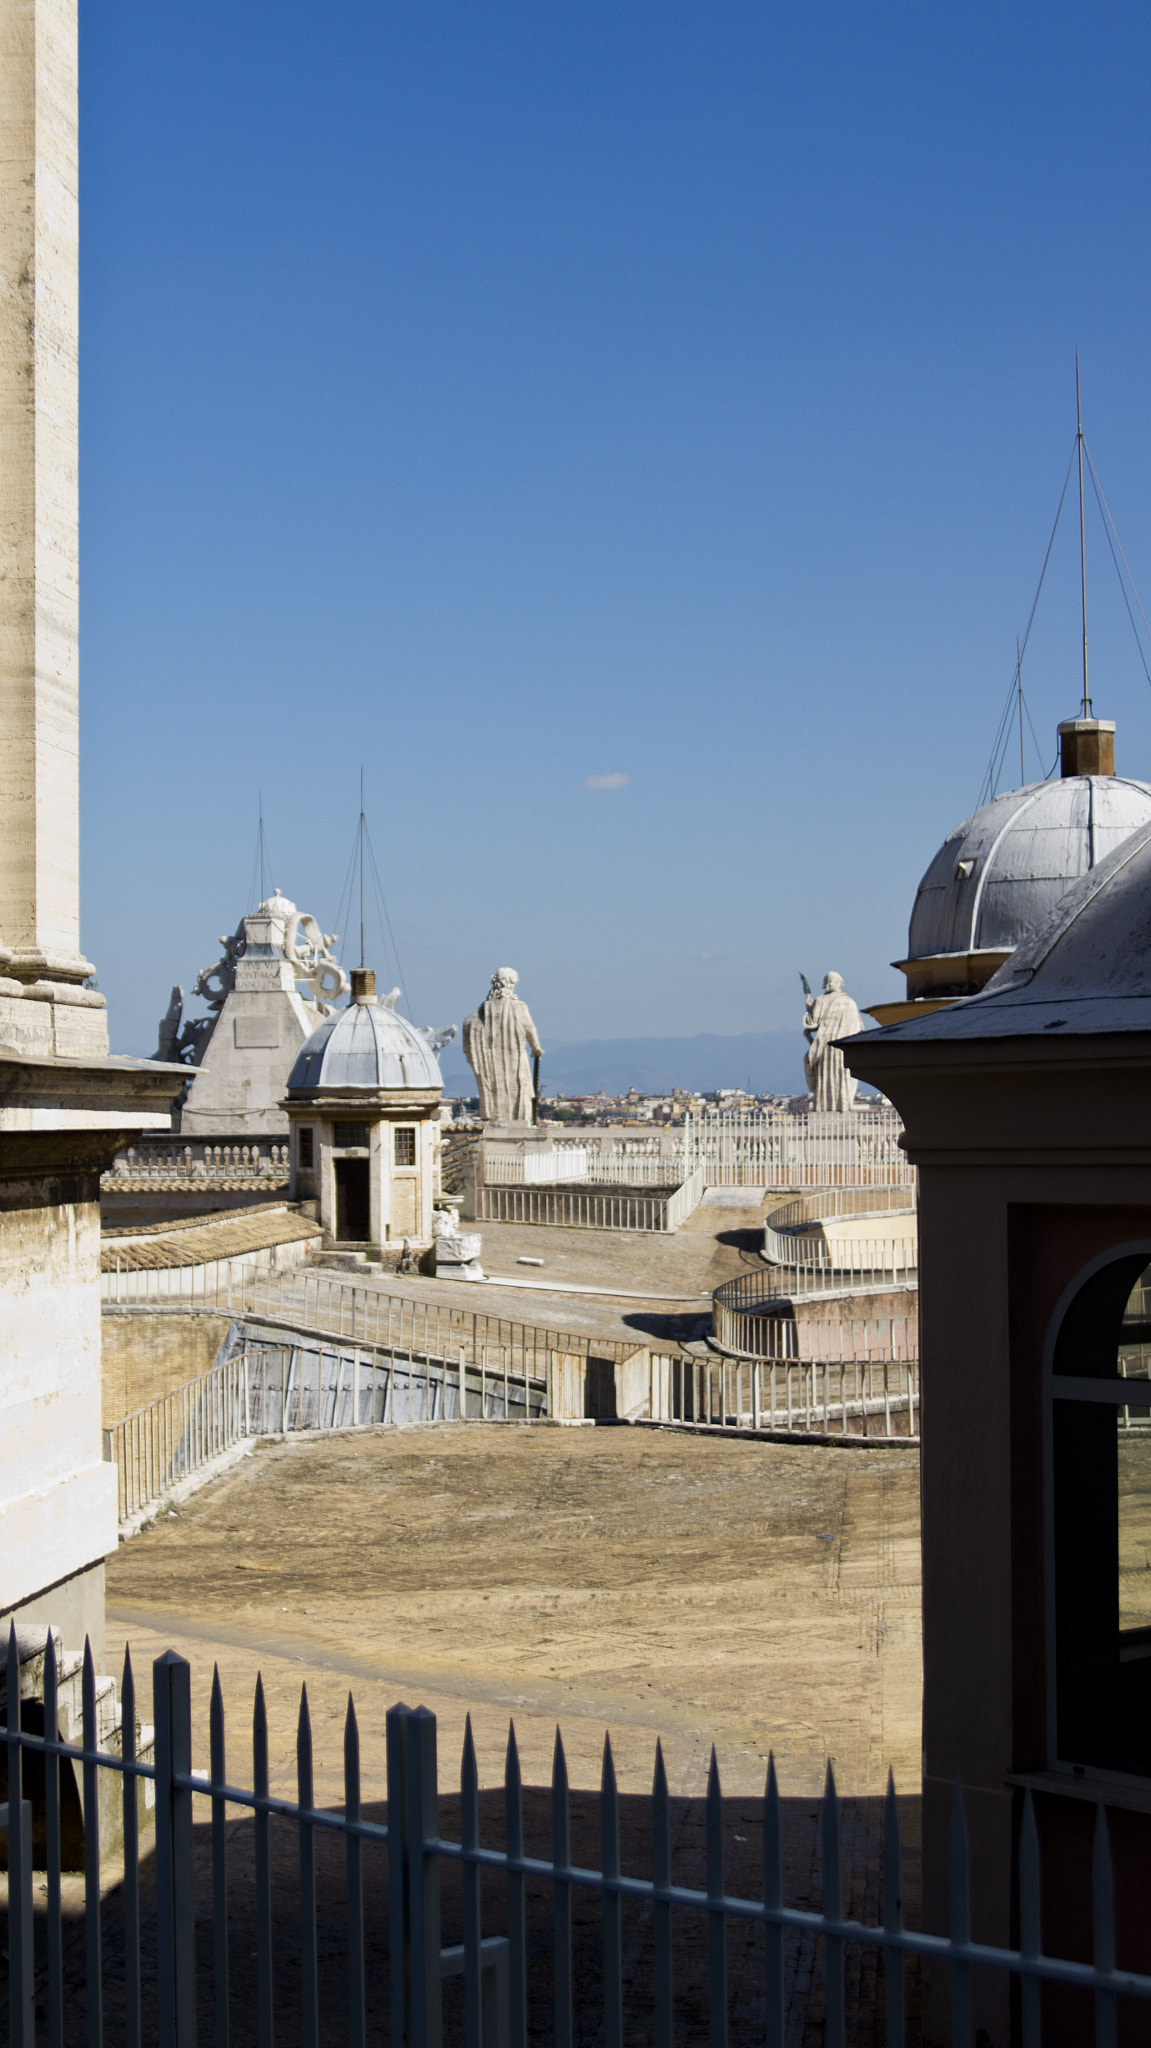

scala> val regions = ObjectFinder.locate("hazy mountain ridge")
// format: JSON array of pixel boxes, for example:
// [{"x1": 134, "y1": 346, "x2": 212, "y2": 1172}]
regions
[{"x1": 438, "y1": 1029, "x2": 807, "y2": 1099}]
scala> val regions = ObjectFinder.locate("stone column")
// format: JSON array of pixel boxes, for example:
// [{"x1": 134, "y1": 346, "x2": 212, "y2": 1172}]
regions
[{"x1": 0, "y1": 0, "x2": 92, "y2": 993}]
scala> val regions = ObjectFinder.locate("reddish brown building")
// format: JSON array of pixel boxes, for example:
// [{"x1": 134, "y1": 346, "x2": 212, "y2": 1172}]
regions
[{"x1": 847, "y1": 814, "x2": 1151, "y2": 2045}]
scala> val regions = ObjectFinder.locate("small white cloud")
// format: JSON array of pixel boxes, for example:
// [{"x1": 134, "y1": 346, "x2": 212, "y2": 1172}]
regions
[{"x1": 584, "y1": 772, "x2": 630, "y2": 791}]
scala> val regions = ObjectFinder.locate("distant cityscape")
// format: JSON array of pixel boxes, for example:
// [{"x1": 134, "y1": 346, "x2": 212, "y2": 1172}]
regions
[{"x1": 445, "y1": 1084, "x2": 878, "y2": 1126}]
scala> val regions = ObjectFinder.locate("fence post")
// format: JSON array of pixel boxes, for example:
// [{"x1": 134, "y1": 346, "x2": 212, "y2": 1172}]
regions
[
  {"x1": 154, "y1": 1651, "x2": 197, "y2": 2048},
  {"x1": 5, "y1": 1627, "x2": 34, "y2": 2048},
  {"x1": 387, "y1": 1705, "x2": 443, "y2": 2048}
]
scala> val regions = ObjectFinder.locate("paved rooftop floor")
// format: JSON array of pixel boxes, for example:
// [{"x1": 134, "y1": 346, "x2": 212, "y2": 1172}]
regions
[{"x1": 107, "y1": 1422, "x2": 921, "y2": 1804}]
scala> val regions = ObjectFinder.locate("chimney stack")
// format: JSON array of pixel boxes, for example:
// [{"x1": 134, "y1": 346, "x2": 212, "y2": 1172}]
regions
[{"x1": 1058, "y1": 717, "x2": 1115, "y2": 778}]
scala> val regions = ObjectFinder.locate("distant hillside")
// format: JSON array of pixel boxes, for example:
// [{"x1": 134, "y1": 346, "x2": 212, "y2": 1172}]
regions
[{"x1": 438, "y1": 1030, "x2": 808, "y2": 1099}]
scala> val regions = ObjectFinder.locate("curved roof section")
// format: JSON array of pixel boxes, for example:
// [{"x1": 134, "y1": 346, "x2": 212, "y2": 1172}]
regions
[
  {"x1": 906, "y1": 776, "x2": 1151, "y2": 960},
  {"x1": 859, "y1": 816, "x2": 1151, "y2": 1043},
  {"x1": 287, "y1": 1000, "x2": 443, "y2": 1093}
]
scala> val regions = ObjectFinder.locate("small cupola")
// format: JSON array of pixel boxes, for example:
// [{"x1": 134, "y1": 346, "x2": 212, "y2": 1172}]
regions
[{"x1": 1058, "y1": 716, "x2": 1116, "y2": 778}]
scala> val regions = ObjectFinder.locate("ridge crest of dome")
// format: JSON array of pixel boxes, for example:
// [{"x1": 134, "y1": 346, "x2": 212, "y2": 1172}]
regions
[{"x1": 287, "y1": 996, "x2": 442, "y2": 1093}]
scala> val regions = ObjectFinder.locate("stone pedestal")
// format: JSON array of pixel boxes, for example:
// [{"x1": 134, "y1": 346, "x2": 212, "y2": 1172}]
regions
[
  {"x1": 433, "y1": 1229, "x2": 484, "y2": 1282},
  {"x1": 0, "y1": 1049, "x2": 185, "y2": 1633}
]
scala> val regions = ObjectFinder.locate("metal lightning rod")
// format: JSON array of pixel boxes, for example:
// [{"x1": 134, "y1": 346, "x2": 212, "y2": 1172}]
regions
[
  {"x1": 358, "y1": 769, "x2": 365, "y2": 971},
  {"x1": 1076, "y1": 351, "x2": 1092, "y2": 717}
]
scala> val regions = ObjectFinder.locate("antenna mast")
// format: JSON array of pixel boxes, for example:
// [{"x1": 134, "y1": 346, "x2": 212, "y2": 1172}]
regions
[
  {"x1": 1076, "y1": 351, "x2": 1092, "y2": 716},
  {"x1": 258, "y1": 793, "x2": 267, "y2": 903},
  {"x1": 359, "y1": 769, "x2": 365, "y2": 971},
  {"x1": 1017, "y1": 640, "x2": 1025, "y2": 785}
]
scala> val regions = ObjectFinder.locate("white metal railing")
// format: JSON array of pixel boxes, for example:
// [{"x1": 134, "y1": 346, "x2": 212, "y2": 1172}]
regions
[
  {"x1": 684, "y1": 1107, "x2": 914, "y2": 1190},
  {"x1": 481, "y1": 1184, "x2": 695, "y2": 1232},
  {"x1": 713, "y1": 1262, "x2": 919, "y2": 1356},
  {"x1": 102, "y1": 1263, "x2": 632, "y2": 1374},
  {"x1": 103, "y1": 1342, "x2": 548, "y2": 1522},
  {"x1": 664, "y1": 1165, "x2": 706, "y2": 1231},
  {"x1": 482, "y1": 1149, "x2": 684, "y2": 1186},
  {"x1": 760, "y1": 1226, "x2": 918, "y2": 1295},
  {"x1": 642, "y1": 1347, "x2": 919, "y2": 1441},
  {"x1": 766, "y1": 1186, "x2": 917, "y2": 1231},
  {"x1": 103, "y1": 1141, "x2": 290, "y2": 1186}
]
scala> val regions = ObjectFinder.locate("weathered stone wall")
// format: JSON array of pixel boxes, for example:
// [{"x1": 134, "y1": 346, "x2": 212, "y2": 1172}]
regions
[
  {"x1": 0, "y1": 1176, "x2": 118, "y2": 1616},
  {"x1": 100, "y1": 1309, "x2": 235, "y2": 1425}
]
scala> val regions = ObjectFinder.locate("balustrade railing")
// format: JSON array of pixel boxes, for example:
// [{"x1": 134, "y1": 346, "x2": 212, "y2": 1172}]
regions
[
  {"x1": 684, "y1": 1108, "x2": 915, "y2": 1190},
  {"x1": 103, "y1": 1142, "x2": 290, "y2": 1185}
]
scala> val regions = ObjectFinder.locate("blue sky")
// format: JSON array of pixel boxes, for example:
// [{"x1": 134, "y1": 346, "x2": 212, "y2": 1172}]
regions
[{"x1": 80, "y1": 0, "x2": 1151, "y2": 1058}]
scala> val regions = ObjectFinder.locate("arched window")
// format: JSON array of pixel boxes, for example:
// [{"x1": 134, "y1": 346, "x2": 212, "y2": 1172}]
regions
[{"x1": 1050, "y1": 1248, "x2": 1151, "y2": 1774}]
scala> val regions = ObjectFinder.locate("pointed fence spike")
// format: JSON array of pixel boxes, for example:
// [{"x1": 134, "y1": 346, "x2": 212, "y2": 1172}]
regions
[
  {"x1": 1018, "y1": 1788, "x2": 1041, "y2": 2048},
  {"x1": 345, "y1": 1691, "x2": 366, "y2": 2046},
  {"x1": 43, "y1": 1628, "x2": 64, "y2": 2048},
  {"x1": 253, "y1": 1674, "x2": 273, "y2": 2048},
  {"x1": 652, "y1": 1739, "x2": 672, "y2": 2048},
  {"x1": 882, "y1": 1767, "x2": 905, "y2": 2048},
  {"x1": 462, "y1": 1709, "x2": 482, "y2": 2048},
  {"x1": 1093, "y1": 1802, "x2": 1117, "y2": 2048},
  {"x1": 821, "y1": 1759, "x2": 844, "y2": 2048},
  {"x1": 121, "y1": 1644, "x2": 142, "y2": 2048},
  {"x1": 209, "y1": 1663, "x2": 229, "y2": 2048},
  {"x1": 553, "y1": 1725, "x2": 573, "y2": 2048},
  {"x1": 505, "y1": 1719, "x2": 528, "y2": 2048},
  {"x1": 706, "y1": 1746, "x2": 727, "y2": 2048},
  {"x1": 6, "y1": 1623, "x2": 33, "y2": 2048},
  {"x1": 82, "y1": 1636, "x2": 103, "y2": 2048},
  {"x1": 764, "y1": 1755, "x2": 784, "y2": 2048},
  {"x1": 602, "y1": 1727, "x2": 623, "y2": 2048},
  {"x1": 298, "y1": 1678, "x2": 319, "y2": 2048}
]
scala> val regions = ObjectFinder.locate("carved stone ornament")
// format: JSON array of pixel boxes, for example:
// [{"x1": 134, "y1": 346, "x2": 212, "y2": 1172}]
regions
[{"x1": 283, "y1": 912, "x2": 350, "y2": 1009}]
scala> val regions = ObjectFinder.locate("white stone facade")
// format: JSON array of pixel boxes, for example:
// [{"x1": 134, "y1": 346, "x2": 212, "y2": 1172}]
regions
[
  {"x1": 181, "y1": 893, "x2": 345, "y2": 1137},
  {"x1": 0, "y1": 0, "x2": 185, "y2": 1656}
]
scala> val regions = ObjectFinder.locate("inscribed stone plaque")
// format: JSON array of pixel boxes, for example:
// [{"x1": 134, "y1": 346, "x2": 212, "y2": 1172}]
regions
[{"x1": 234, "y1": 1013, "x2": 280, "y2": 1049}]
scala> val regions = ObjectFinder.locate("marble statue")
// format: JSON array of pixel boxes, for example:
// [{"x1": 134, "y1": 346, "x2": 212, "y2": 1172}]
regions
[
  {"x1": 155, "y1": 985, "x2": 213, "y2": 1066},
  {"x1": 462, "y1": 968, "x2": 544, "y2": 1124},
  {"x1": 802, "y1": 971, "x2": 864, "y2": 1112}
]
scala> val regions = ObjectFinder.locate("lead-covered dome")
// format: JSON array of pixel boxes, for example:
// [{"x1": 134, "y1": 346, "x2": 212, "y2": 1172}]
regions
[
  {"x1": 288, "y1": 996, "x2": 442, "y2": 1093},
  {"x1": 908, "y1": 774, "x2": 1151, "y2": 961}
]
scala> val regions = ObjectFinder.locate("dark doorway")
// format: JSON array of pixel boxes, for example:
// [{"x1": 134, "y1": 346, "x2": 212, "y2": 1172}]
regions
[{"x1": 334, "y1": 1159, "x2": 371, "y2": 1242}]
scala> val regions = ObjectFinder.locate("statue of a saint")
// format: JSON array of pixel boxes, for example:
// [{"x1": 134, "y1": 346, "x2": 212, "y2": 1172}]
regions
[
  {"x1": 462, "y1": 968, "x2": 544, "y2": 1124},
  {"x1": 802, "y1": 971, "x2": 864, "y2": 1111}
]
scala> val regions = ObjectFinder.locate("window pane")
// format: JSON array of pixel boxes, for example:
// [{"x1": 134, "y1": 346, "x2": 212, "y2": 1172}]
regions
[
  {"x1": 1054, "y1": 1253, "x2": 1151, "y2": 1379},
  {"x1": 394, "y1": 1127, "x2": 416, "y2": 1167},
  {"x1": 1119, "y1": 1263, "x2": 1151, "y2": 1382},
  {"x1": 334, "y1": 1121, "x2": 370, "y2": 1149},
  {"x1": 1119, "y1": 1426, "x2": 1151, "y2": 1646}
]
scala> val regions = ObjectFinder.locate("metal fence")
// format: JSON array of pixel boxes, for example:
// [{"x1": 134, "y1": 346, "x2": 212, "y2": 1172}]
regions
[
  {"x1": 758, "y1": 1229, "x2": 918, "y2": 1299},
  {"x1": 684, "y1": 1108, "x2": 915, "y2": 1191},
  {"x1": 714, "y1": 1265, "x2": 918, "y2": 1357},
  {"x1": 99, "y1": 1266, "x2": 631, "y2": 1377},
  {"x1": 765, "y1": 1188, "x2": 917, "y2": 1232},
  {"x1": 479, "y1": 1180, "x2": 700, "y2": 1234},
  {"x1": 103, "y1": 1308, "x2": 922, "y2": 1526},
  {"x1": 482, "y1": 1152, "x2": 683, "y2": 1188},
  {"x1": 104, "y1": 1342, "x2": 549, "y2": 1523},
  {"x1": 6, "y1": 1626, "x2": 1151, "y2": 2048},
  {"x1": 642, "y1": 1347, "x2": 920, "y2": 1443}
]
